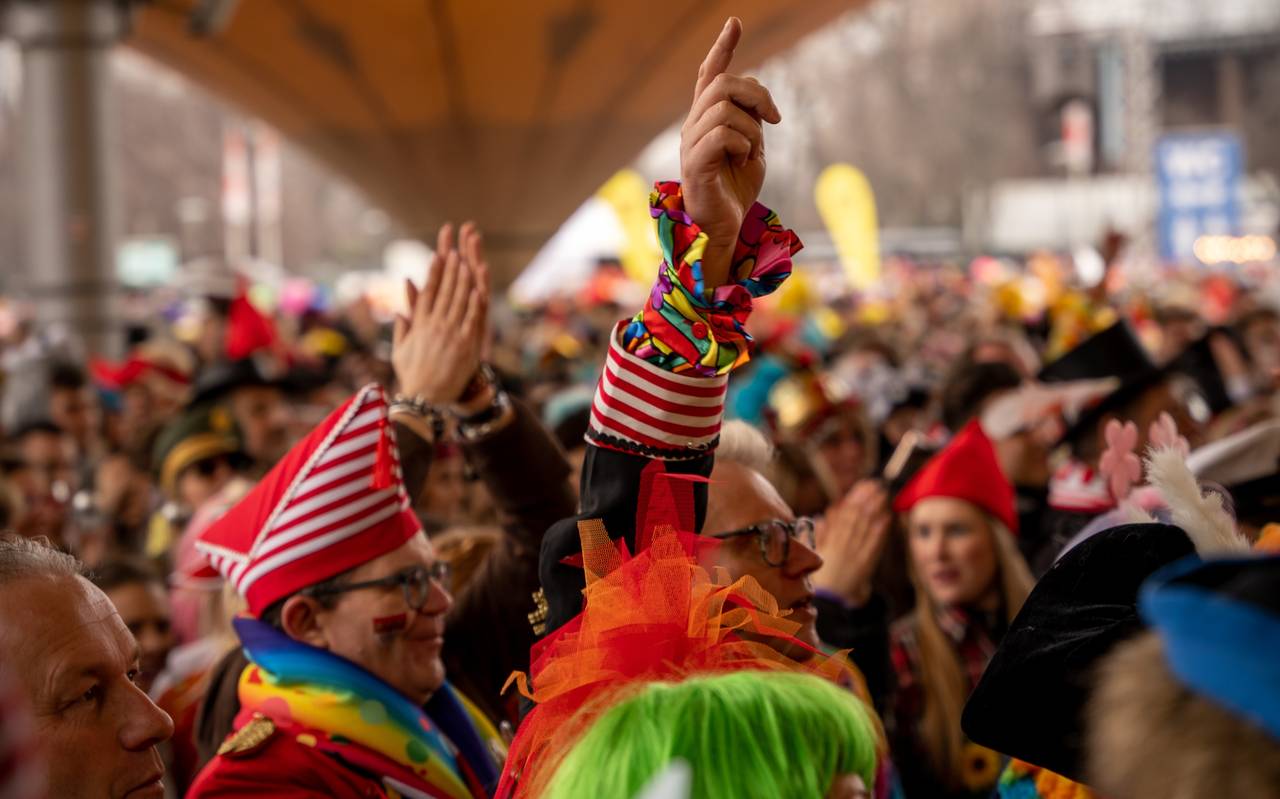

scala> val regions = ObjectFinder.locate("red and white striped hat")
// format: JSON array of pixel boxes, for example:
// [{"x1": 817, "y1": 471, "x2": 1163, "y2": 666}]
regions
[{"x1": 195, "y1": 383, "x2": 421, "y2": 616}]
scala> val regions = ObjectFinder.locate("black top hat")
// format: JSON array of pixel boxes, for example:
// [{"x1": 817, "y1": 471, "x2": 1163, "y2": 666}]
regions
[
  {"x1": 1039, "y1": 322, "x2": 1156, "y2": 385},
  {"x1": 961, "y1": 523, "x2": 1197, "y2": 782},
  {"x1": 1037, "y1": 322, "x2": 1167, "y2": 446},
  {"x1": 1167, "y1": 331, "x2": 1236, "y2": 416},
  {"x1": 1221, "y1": 474, "x2": 1280, "y2": 530},
  {"x1": 1186, "y1": 417, "x2": 1280, "y2": 529},
  {"x1": 887, "y1": 385, "x2": 931, "y2": 416},
  {"x1": 190, "y1": 357, "x2": 284, "y2": 408}
]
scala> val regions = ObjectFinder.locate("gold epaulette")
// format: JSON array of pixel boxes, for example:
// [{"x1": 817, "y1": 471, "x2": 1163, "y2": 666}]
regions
[{"x1": 216, "y1": 712, "x2": 276, "y2": 759}]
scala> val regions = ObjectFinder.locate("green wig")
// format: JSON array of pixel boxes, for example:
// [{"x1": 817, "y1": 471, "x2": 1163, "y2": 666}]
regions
[{"x1": 544, "y1": 670, "x2": 878, "y2": 799}]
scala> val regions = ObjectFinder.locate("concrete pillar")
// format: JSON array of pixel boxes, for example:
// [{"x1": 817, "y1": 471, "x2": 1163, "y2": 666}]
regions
[
  {"x1": 1122, "y1": 29, "x2": 1158, "y2": 176},
  {"x1": 1217, "y1": 53, "x2": 1245, "y2": 131},
  {"x1": 3, "y1": 0, "x2": 132, "y2": 357}
]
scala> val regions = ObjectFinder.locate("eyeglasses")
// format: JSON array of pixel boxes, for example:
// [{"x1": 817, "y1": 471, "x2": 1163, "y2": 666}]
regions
[
  {"x1": 303, "y1": 562, "x2": 452, "y2": 611},
  {"x1": 708, "y1": 517, "x2": 816, "y2": 567}
]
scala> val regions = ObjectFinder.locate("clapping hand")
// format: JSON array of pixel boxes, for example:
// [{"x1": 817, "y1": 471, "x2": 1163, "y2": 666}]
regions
[
  {"x1": 392, "y1": 222, "x2": 490, "y2": 405},
  {"x1": 812, "y1": 480, "x2": 893, "y2": 607},
  {"x1": 680, "y1": 17, "x2": 781, "y2": 290}
]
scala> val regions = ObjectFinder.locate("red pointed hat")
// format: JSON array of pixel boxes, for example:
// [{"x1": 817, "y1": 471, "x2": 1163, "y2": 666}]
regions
[
  {"x1": 225, "y1": 283, "x2": 278, "y2": 361},
  {"x1": 195, "y1": 383, "x2": 420, "y2": 615},
  {"x1": 893, "y1": 419, "x2": 1018, "y2": 535}
]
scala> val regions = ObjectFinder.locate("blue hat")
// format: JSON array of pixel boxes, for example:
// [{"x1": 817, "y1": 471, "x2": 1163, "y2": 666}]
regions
[{"x1": 1140, "y1": 554, "x2": 1280, "y2": 741}]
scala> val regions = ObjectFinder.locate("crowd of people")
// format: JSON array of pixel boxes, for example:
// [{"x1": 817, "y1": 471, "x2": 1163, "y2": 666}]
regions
[{"x1": 1, "y1": 17, "x2": 1278, "y2": 799}]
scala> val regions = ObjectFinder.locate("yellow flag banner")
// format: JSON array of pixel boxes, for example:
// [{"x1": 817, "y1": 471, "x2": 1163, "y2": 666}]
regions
[
  {"x1": 596, "y1": 169, "x2": 662, "y2": 286},
  {"x1": 815, "y1": 164, "x2": 881, "y2": 291}
]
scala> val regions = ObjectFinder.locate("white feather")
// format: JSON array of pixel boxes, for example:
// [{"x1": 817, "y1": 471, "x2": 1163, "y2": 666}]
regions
[
  {"x1": 1115, "y1": 499, "x2": 1158, "y2": 527},
  {"x1": 1144, "y1": 446, "x2": 1249, "y2": 555}
]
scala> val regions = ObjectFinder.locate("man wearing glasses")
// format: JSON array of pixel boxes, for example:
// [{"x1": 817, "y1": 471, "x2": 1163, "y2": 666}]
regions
[
  {"x1": 704, "y1": 478, "x2": 825, "y2": 649},
  {"x1": 187, "y1": 381, "x2": 503, "y2": 799}
]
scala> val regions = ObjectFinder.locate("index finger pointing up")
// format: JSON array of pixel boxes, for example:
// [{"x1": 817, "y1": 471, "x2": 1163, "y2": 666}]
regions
[{"x1": 693, "y1": 17, "x2": 742, "y2": 102}]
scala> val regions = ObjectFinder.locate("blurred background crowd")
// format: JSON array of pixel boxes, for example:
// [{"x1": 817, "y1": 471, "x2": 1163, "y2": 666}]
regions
[{"x1": 1, "y1": 0, "x2": 1279, "y2": 798}]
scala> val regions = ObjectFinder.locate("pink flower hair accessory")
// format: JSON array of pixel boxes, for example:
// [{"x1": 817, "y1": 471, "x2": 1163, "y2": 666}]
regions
[
  {"x1": 1099, "y1": 419, "x2": 1142, "y2": 502},
  {"x1": 1147, "y1": 411, "x2": 1190, "y2": 457}
]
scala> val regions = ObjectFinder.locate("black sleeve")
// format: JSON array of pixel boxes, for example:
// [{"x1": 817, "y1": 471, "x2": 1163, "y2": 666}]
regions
[
  {"x1": 441, "y1": 399, "x2": 577, "y2": 725},
  {"x1": 538, "y1": 444, "x2": 713, "y2": 637},
  {"x1": 393, "y1": 421, "x2": 436, "y2": 506},
  {"x1": 460, "y1": 397, "x2": 575, "y2": 550},
  {"x1": 814, "y1": 591, "x2": 891, "y2": 714}
]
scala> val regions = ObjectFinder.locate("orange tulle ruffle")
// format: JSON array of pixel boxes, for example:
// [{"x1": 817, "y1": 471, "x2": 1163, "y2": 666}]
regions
[{"x1": 496, "y1": 519, "x2": 870, "y2": 798}]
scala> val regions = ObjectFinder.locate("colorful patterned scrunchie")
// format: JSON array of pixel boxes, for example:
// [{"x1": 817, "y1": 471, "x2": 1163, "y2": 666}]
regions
[{"x1": 622, "y1": 181, "x2": 802, "y2": 377}]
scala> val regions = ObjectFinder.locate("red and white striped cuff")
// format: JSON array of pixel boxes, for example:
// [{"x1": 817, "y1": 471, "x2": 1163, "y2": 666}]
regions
[{"x1": 588, "y1": 331, "x2": 728, "y2": 459}]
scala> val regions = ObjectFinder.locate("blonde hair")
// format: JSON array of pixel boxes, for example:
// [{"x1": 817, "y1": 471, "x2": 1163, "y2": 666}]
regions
[
  {"x1": 196, "y1": 579, "x2": 245, "y2": 655},
  {"x1": 906, "y1": 514, "x2": 1034, "y2": 788},
  {"x1": 432, "y1": 525, "x2": 504, "y2": 593}
]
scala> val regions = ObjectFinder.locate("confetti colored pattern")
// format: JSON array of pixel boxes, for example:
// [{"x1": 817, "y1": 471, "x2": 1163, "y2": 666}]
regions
[{"x1": 622, "y1": 181, "x2": 802, "y2": 377}]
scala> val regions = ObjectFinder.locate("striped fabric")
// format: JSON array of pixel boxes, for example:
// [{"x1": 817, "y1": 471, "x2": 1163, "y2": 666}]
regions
[
  {"x1": 196, "y1": 383, "x2": 422, "y2": 615},
  {"x1": 588, "y1": 324, "x2": 728, "y2": 458},
  {"x1": 587, "y1": 181, "x2": 799, "y2": 460}
]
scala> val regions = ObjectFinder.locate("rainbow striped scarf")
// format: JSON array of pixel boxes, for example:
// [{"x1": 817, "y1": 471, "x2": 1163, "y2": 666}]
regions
[{"x1": 234, "y1": 617, "x2": 503, "y2": 799}]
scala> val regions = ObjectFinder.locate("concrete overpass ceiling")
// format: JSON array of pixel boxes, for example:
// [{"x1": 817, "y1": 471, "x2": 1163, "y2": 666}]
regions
[{"x1": 128, "y1": 0, "x2": 864, "y2": 282}]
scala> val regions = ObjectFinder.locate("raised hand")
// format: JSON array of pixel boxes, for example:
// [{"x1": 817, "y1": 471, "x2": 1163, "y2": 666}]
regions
[
  {"x1": 460, "y1": 221, "x2": 494, "y2": 365},
  {"x1": 812, "y1": 480, "x2": 893, "y2": 607},
  {"x1": 680, "y1": 17, "x2": 781, "y2": 290},
  {"x1": 392, "y1": 222, "x2": 489, "y2": 405}
]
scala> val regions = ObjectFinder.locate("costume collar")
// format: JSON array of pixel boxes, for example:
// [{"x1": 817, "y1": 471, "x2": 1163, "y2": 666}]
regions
[
  {"x1": 936, "y1": 604, "x2": 1005, "y2": 647},
  {"x1": 233, "y1": 617, "x2": 500, "y2": 798}
]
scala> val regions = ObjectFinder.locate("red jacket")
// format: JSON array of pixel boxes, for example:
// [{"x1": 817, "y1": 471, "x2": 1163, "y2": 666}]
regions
[{"x1": 188, "y1": 718, "x2": 392, "y2": 799}]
